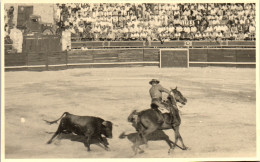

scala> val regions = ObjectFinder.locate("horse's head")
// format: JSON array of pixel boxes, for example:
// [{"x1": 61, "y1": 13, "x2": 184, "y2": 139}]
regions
[{"x1": 171, "y1": 87, "x2": 187, "y2": 105}]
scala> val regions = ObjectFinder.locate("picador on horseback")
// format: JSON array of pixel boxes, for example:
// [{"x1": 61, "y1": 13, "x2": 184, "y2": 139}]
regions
[
  {"x1": 127, "y1": 79, "x2": 188, "y2": 154},
  {"x1": 149, "y1": 79, "x2": 180, "y2": 127}
]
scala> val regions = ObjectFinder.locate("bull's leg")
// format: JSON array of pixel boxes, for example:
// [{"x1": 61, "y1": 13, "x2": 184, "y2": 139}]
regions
[
  {"x1": 86, "y1": 135, "x2": 92, "y2": 151},
  {"x1": 98, "y1": 135, "x2": 110, "y2": 151},
  {"x1": 47, "y1": 124, "x2": 63, "y2": 144}
]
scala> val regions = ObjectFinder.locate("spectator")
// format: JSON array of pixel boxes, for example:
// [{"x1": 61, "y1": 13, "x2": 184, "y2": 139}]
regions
[
  {"x1": 9, "y1": 25, "x2": 23, "y2": 53},
  {"x1": 174, "y1": 32, "x2": 181, "y2": 40},
  {"x1": 190, "y1": 26, "x2": 197, "y2": 34},
  {"x1": 209, "y1": 32, "x2": 216, "y2": 40},
  {"x1": 237, "y1": 23, "x2": 245, "y2": 34},
  {"x1": 7, "y1": 6, "x2": 14, "y2": 27},
  {"x1": 230, "y1": 32, "x2": 238, "y2": 40},
  {"x1": 249, "y1": 23, "x2": 256, "y2": 34},
  {"x1": 202, "y1": 32, "x2": 209, "y2": 40},
  {"x1": 230, "y1": 24, "x2": 238, "y2": 34},
  {"x1": 176, "y1": 25, "x2": 183, "y2": 33},
  {"x1": 195, "y1": 32, "x2": 202, "y2": 40},
  {"x1": 168, "y1": 24, "x2": 175, "y2": 34},
  {"x1": 244, "y1": 32, "x2": 250, "y2": 40},
  {"x1": 53, "y1": 3, "x2": 256, "y2": 41},
  {"x1": 216, "y1": 32, "x2": 223, "y2": 40},
  {"x1": 183, "y1": 26, "x2": 191, "y2": 40}
]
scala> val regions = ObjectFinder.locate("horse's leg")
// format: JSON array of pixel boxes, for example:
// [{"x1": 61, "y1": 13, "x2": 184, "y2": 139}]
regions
[
  {"x1": 132, "y1": 134, "x2": 144, "y2": 155},
  {"x1": 136, "y1": 121, "x2": 149, "y2": 147},
  {"x1": 172, "y1": 126, "x2": 187, "y2": 150},
  {"x1": 165, "y1": 138, "x2": 174, "y2": 154},
  {"x1": 138, "y1": 131, "x2": 148, "y2": 148},
  {"x1": 142, "y1": 124, "x2": 157, "y2": 147},
  {"x1": 138, "y1": 146, "x2": 144, "y2": 154}
]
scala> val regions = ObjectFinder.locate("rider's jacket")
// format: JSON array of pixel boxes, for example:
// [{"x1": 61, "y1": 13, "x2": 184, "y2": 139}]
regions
[{"x1": 149, "y1": 84, "x2": 171, "y2": 100}]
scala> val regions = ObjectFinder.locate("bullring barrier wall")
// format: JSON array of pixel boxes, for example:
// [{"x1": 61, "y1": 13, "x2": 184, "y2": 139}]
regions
[
  {"x1": 4, "y1": 36, "x2": 256, "y2": 70},
  {"x1": 5, "y1": 48, "x2": 256, "y2": 71},
  {"x1": 70, "y1": 40, "x2": 256, "y2": 49}
]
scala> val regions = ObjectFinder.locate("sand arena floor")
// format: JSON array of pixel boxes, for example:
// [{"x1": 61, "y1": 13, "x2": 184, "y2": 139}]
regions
[{"x1": 4, "y1": 67, "x2": 256, "y2": 158}]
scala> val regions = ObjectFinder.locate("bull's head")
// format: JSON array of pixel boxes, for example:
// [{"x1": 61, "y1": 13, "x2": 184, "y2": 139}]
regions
[
  {"x1": 102, "y1": 121, "x2": 113, "y2": 138},
  {"x1": 171, "y1": 87, "x2": 187, "y2": 105}
]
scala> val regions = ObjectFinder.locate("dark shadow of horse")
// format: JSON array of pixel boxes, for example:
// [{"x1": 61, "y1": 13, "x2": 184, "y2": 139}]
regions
[{"x1": 119, "y1": 130, "x2": 184, "y2": 154}]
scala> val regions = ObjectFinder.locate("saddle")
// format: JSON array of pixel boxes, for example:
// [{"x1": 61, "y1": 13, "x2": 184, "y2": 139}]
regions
[{"x1": 152, "y1": 102, "x2": 180, "y2": 126}]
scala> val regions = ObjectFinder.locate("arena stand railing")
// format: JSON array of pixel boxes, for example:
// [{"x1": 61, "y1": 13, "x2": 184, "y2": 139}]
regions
[
  {"x1": 5, "y1": 37, "x2": 256, "y2": 71},
  {"x1": 70, "y1": 40, "x2": 256, "y2": 49}
]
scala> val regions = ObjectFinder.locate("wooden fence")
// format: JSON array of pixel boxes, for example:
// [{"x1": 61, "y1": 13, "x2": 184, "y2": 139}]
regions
[
  {"x1": 188, "y1": 48, "x2": 255, "y2": 68},
  {"x1": 4, "y1": 37, "x2": 256, "y2": 70},
  {"x1": 5, "y1": 48, "x2": 255, "y2": 71},
  {"x1": 71, "y1": 40, "x2": 256, "y2": 49}
]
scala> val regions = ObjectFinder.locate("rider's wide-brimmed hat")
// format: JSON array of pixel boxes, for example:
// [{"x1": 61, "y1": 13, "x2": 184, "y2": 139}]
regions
[{"x1": 149, "y1": 79, "x2": 160, "y2": 85}]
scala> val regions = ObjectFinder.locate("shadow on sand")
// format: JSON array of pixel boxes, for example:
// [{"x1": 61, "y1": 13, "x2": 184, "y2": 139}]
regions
[
  {"x1": 119, "y1": 130, "x2": 183, "y2": 154},
  {"x1": 46, "y1": 132, "x2": 109, "y2": 150}
]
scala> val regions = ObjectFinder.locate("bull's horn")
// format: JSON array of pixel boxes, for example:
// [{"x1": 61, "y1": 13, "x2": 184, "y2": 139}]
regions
[{"x1": 102, "y1": 121, "x2": 108, "y2": 126}]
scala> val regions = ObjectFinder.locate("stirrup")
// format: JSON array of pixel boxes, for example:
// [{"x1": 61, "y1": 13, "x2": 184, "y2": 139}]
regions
[{"x1": 158, "y1": 107, "x2": 169, "y2": 113}]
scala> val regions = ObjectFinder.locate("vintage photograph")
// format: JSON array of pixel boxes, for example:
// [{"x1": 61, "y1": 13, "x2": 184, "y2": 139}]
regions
[{"x1": 2, "y1": 0, "x2": 258, "y2": 160}]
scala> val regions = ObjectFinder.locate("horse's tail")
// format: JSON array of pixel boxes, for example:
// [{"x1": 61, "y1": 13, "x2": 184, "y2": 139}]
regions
[
  {"x1": 43, "y1": 112, "x2": 70, "y2": 125},
  {"x1": 127, "y1": 110, "x2": 138, "y2": 122},
  {"x1": 119, "y1": 132, "x2": 127, "y2": 139}
]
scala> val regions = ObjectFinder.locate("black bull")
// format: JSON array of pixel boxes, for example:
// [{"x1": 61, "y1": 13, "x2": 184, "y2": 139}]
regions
[
  {"x1": 44, "y1": 112, "x2": 113, "y2": 151},
  {"x1": 128, "y1": 87, "x2": 188, "y2": 154}
]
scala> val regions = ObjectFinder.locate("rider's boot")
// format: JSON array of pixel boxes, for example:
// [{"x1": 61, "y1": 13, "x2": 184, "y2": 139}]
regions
[{"x1": 154, "y1": 108, "x2": 164, "y2": 124}]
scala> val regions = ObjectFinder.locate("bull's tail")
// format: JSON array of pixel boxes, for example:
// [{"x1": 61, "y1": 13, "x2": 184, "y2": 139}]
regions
[
  {"x1": 43, "y1": 112, "x2": 70, "y2": 125},
  {"x1": 119, "y1": 132, "x2": 127, "y2": 139}
]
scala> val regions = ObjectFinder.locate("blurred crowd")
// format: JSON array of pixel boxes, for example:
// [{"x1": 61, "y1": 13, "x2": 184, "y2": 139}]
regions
[
  {"x1": 4, "y1": 6, "x2": 23, "y2": 53},
  {"x1": 55, "y1": 3, "x2": 256, "y2": 41}
]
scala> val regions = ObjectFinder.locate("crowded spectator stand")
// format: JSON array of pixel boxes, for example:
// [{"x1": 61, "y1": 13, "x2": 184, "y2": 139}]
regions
[
  {"x1": 54, "y1": 3, "x2": 256, "y2": 42},
  {"x1": 4, "y1": 3, "x2": 256, "y2": 71},
  {"x1": 4, "y1": 3, "x2": 256, "y2": 54}
]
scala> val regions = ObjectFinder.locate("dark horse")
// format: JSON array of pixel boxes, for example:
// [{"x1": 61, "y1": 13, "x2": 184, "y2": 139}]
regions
[{"x1": 127, "y1": 87, "x2": 188, "y2": 154}]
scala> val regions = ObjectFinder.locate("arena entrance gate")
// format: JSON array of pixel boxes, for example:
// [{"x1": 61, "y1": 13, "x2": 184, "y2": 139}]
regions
[{"x1": 160, "y1": 49, "x2": 189, "y2": 68}]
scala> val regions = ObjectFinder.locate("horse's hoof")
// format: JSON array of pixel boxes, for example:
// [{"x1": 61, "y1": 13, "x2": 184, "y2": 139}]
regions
[
  {"x1": 169, "y1": 147, "x2": 175, "y2": 153},
  {"x1": 183, "y1": 146, "x2": 189, "y2": 150},
  {"x1": 139, "y1": 150, "x2": 144, "y2": 154}
]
